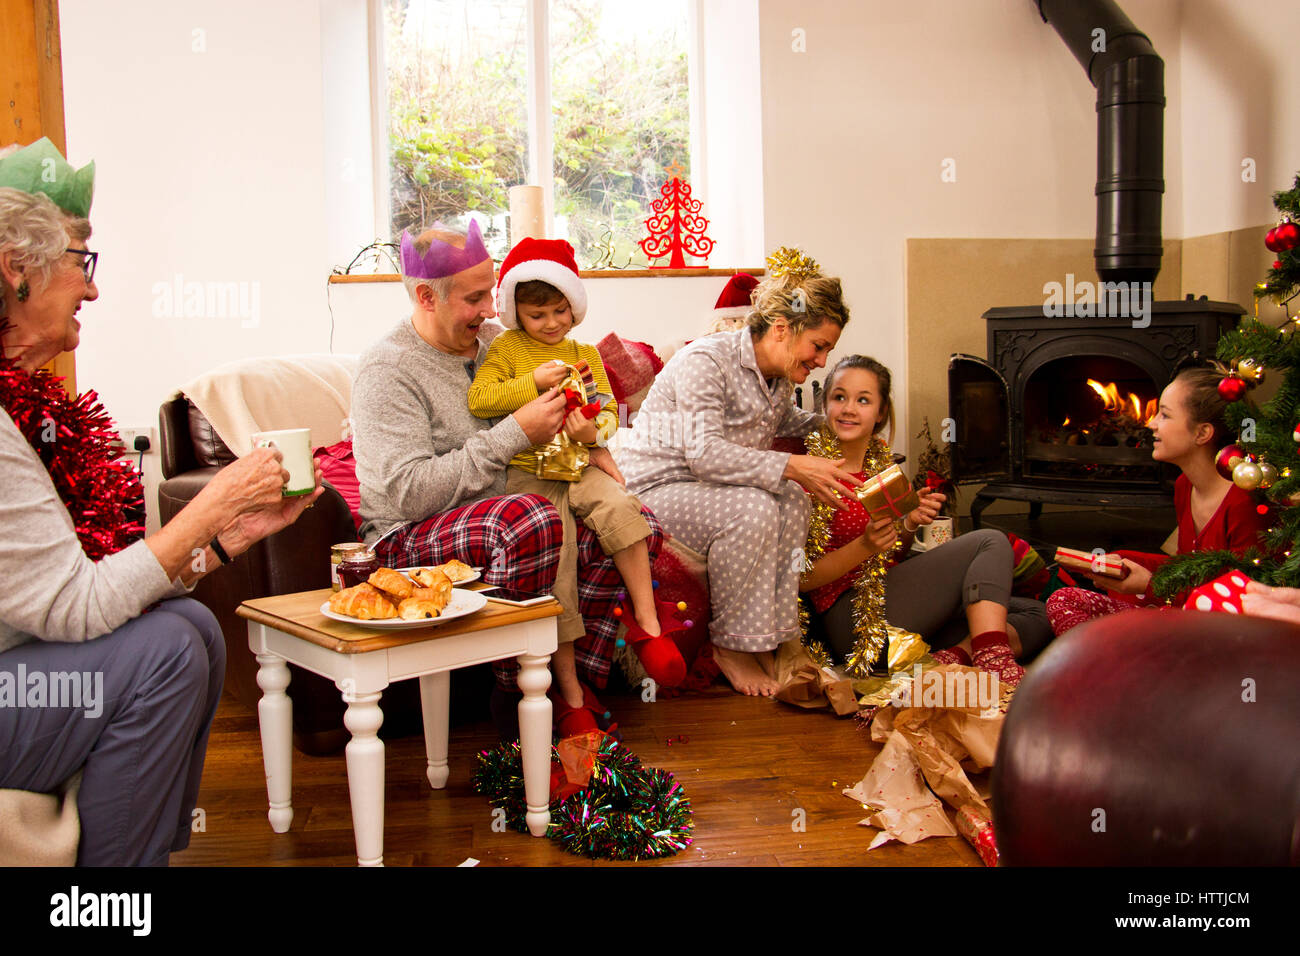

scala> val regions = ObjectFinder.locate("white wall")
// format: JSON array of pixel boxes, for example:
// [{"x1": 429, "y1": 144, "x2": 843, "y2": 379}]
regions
[
  {"x1": 1180, "y1": 0, "x2": 1300, "y2": 237},
  {"x1": 756, "y1": 0, "x2": 1185, "y2": 459}
]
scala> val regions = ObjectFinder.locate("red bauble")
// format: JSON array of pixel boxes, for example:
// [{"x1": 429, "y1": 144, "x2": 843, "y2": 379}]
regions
[
  {"x1": 1266, "y1": 227, "x2": 1281, "y2": 253},
  {"x1": 1217, "y1": 375, "x2": 1247, "y2": 402},
  {"x1": 1275, "y1": 260, "x2": 1284, "y2": 269},
  {"x1": 1276, "y1": 221, "x2": 1300, "y2": 251},
  {"x1": 1215, "y1": 443, "x2": 1247, "y2": 481}
]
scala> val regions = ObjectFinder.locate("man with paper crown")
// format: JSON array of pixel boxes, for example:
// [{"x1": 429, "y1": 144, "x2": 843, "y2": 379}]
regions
[{"x1": 350, "y1": 220, "x2": 663, "y2": 730}]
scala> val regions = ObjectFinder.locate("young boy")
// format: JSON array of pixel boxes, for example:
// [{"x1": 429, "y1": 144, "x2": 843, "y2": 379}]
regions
[{"x1": 468, "y1": 238, "x2": 685, "y2": 733}]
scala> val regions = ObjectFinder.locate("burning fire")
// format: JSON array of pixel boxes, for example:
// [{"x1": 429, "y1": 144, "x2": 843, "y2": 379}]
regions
[{"x1": 1086, "y1": 379, "x2": 1157, "y2": 424}]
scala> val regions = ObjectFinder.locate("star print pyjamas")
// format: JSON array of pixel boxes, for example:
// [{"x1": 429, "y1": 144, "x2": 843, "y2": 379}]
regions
[{"x1": 640, "y1": 479, "x2": 810, "y2": 652}]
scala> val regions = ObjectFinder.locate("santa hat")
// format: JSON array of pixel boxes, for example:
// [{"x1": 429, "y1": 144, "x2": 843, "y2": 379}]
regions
[
  {"x1": 496, "y1": 237, "x2": 588, "y2": 330},
  {"x1": 713, "y1": 272, "x2": 759, "y2": 322}
]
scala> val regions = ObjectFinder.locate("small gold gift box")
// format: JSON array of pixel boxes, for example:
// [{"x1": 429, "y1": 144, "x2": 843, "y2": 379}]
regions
[{"x1": 855, "y1": 464, "x2": 920, "y2": 521}]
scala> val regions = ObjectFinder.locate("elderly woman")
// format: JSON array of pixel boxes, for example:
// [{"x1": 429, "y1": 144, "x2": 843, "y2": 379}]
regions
[
  {"x1": 619, "y1": 251, "x2": 857, "y2": 696},
  {"x1": 0, "y1": 139, "x2": 321, "y2": 866}
]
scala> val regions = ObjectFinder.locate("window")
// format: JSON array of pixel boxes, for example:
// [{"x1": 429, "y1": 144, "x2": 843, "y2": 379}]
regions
[{"x1": 382, "y1": 0, "x2": 692, "y2": 267}]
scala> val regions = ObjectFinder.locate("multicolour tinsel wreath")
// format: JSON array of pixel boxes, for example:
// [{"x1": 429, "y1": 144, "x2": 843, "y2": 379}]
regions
[
  {"x1": 0, "y1": 335, "x2": 144, "y2": 561},
  {"x1": 472, "y1": 735, "x2": 693, "y2": 861}
]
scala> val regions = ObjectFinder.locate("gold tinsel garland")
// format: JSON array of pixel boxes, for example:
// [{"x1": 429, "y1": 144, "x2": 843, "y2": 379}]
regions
[{"x1": 799, "y1": 425, "x2": 903, "y2": 676}]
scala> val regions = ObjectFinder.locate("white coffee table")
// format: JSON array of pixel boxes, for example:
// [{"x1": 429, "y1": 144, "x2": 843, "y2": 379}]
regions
[{"x1": 237, "y1": 587, "x2": 560, "y2": 866}]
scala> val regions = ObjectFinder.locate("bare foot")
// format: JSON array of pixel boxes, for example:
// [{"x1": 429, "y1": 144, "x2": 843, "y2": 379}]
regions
[
  {"x1": 756, "y1": 649, "x2": 777, "y2": 679},
  {"x1": 714, "y1": 646, "x2": 781, "y2": 697}
]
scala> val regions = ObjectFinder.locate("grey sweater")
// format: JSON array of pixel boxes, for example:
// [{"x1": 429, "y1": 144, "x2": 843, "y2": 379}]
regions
[
  {"x1": 351, "y1": 318, "x2": 532, "y2": 543},
  {"x1": 0, "y1": 407, "x2": 180, "y2": 656}
]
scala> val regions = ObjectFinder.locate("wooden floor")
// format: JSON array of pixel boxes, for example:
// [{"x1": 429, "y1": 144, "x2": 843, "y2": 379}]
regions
[{"x1": 174, "y1": 684, "x2": 983, "y2": 867}]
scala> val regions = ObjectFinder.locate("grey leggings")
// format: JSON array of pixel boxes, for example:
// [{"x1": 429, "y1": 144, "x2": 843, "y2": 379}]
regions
[{"x1": 809, "y1": 528, "x2": 1052, "y2": 666}]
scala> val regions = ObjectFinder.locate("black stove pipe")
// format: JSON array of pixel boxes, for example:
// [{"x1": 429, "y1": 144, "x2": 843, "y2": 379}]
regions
[{"x1": 1035, "y1": 0, "x2": 1165, "y2": 283}]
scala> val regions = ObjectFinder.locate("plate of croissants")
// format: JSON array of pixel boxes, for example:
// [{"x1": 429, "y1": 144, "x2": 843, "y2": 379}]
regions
[{"x1": 322, "y1": 565, "x2": 488, "y2": 628}]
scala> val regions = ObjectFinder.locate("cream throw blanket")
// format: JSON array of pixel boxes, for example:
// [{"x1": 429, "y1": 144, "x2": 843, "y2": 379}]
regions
[
  {"x1": 0, "y1": 771, "x2": 81, "y2": 866},
  {"x1": 177, "y1": 354, "x2": 359, "y2": 457}
]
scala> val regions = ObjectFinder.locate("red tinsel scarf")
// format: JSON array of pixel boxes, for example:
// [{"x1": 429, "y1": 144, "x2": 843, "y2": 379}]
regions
[{"x1": 0, "y1": 343, "x2": 144, "y2": 561}]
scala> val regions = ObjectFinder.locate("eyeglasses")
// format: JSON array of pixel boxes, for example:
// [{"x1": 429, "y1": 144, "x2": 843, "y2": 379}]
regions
[{"x1": 65, "y1": 248, "x2": 98, "y2": 284}]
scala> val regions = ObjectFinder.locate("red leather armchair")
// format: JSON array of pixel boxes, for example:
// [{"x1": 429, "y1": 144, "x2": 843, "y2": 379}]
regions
[{"x1": 992, "y1": 608, "x2": 1300, "y2": 865}]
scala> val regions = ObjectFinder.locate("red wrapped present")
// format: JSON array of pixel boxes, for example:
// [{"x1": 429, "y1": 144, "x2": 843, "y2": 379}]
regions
[
  {"x1": 956, "y1": 804, "x2": 999, "y2": 867},
  {"x1": 1053, "y1": 546, "x2": 1126, "y2": 579},
  {"x1": 856, "y1": 464, "x2": 920, "y2": 521},
  {"x1": 1183, "y1": 569, "x2": 1252, "y2": 614}
]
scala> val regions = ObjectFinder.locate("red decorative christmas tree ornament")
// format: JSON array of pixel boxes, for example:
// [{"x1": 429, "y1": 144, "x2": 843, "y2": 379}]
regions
[
  {"x1": 639, "y1": 161, "x2": 714, "y2": 269},
  {"x1": 1265, "y1": 227, "x2": 1281, "y2": 253},
  {"x1": 1276, "y1": 219, "x2": 1300, "y2": 251},
  {"x1": 1217, "y1": 374, "x2": 1247, "y2": 402}
]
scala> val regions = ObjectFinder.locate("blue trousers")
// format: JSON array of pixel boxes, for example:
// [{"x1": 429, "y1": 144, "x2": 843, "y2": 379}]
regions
[{"x1": 0, "y1": 598, "x2": 224, "y2": 865}]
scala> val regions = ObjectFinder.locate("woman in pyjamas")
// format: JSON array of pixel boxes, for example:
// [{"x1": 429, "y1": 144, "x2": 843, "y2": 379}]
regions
[{"x1": 619, "y1": 251, "x2": 858, "y2": 696}]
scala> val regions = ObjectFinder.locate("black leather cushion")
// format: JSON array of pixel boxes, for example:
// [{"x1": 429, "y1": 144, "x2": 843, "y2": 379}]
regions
[{"x1": 187, "y1": 398, "x2": 239, "y2": 467}]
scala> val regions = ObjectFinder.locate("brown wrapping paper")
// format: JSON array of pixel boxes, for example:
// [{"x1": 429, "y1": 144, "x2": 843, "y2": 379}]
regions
[
  {"x1": 773, "y1": 640, "x2": 860, "y2": 715},
  {"x1": 842, "y1": 731, "x2": 957, "y2": 847},
  {"x1": 847, "y1": 665, "x2": 1007, "y2": 846}
]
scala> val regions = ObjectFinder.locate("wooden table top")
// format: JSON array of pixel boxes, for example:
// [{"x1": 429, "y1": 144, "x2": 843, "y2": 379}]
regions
[{"x1": 237, "y1": 586, "x2": 561, "y2": 654}]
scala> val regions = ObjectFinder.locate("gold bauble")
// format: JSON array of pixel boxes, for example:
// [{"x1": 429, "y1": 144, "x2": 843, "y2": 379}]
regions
[{"x1": 1234, "y1": 357, "x2": 1266, "y2": 385}]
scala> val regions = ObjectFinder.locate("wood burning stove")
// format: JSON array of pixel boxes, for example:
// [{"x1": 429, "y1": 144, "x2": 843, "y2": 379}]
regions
[{"x1": 949, "y1": 296, "x2": 1242, "y2": 526}]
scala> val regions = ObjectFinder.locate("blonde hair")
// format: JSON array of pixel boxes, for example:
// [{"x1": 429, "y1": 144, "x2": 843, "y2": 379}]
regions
[
  {"x1": 0, "y1": 188, "x2": 86, "y2": 317},
  {"x1": 746, "y1": 272, "x2": 850, "y2": 341}
]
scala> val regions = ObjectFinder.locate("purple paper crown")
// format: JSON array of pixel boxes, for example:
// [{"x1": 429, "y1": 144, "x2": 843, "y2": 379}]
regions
[{"x1": 400, "y1": 219, "x2": 491, "y2": 279}]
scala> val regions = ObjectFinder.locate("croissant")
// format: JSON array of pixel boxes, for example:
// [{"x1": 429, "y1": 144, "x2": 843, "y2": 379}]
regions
[
  {"x1": 398, "y1": 585, "x2": 452, "y2": 621},
  {"x1": 436, "y1": 559, "x2": 475, "y2": 584},
  {"x1": 369, "y1": 567, "x2": 414, "y2": 602},
  {"x1": 408, "y1": 567, "x2": 453, "y2": 598},
  {"x1": 329, "y1": 583, "x2": 398, "y2": 620}
]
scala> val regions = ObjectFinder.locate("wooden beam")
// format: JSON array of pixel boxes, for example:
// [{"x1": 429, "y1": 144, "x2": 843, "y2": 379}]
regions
[{"x1": 1, "y1": 0, "x2": 75, "y2": 394}]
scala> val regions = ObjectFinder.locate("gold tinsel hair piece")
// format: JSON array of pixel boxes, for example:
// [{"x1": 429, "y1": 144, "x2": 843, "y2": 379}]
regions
[{"x1": 765, "y1": 246, "x2": 821, "y2": 282}]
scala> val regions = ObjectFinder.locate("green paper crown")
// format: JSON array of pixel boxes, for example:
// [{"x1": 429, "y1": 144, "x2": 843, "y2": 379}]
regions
[{"x1": 0, "y1": 137, "x2": 95, "y2": 218}]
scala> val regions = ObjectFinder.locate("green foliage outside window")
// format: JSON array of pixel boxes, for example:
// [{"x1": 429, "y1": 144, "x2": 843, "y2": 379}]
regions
[{"x1": 386, "y1": 0, "x2": 690, "y2": 267}]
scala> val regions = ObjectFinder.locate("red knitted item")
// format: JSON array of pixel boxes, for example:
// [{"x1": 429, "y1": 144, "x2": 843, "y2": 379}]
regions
[
  {"x1": 931, "y1": 646, "x2": 972, "y2": 666},
  {"x1": 970, "y1": 630, "x2": 1025, "y2": 687}
]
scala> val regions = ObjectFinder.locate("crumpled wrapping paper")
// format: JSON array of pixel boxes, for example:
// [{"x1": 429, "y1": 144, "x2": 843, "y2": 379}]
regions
[
  {"x1": 842, "y1": 731, "x2": 956, "y2": 847},
  {"x1": 773, "y1": 640, "x2": 861, "y2": 715},
  {"x1": 845, "y1": 665, "x2": 1006, "y2": 848}
]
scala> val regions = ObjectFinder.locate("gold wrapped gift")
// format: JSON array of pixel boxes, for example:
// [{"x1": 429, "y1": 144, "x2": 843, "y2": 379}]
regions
[
  {"x1": 535, "y1": 364, "x2": 592, "y2": 482},
  {"x1": 886, "y1": 625, "x2": 930, "y2": 674},
  {"x1": 855, "y1": 463, "x2": 920, "y2": 522}
]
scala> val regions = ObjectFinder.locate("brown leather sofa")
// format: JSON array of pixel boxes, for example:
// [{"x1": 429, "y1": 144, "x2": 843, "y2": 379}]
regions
[
  {"x1": 992, "y1": 608, "x2": 1300, "y2": 865},
  {"x1": 157, "y1": 394, "x2": 490, "y2": 754}
]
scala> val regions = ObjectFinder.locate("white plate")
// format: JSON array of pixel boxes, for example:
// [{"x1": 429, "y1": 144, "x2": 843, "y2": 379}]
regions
[
  {"x1": 320, "y1": 588, "x2": 489, "y2": 629},
  {"x1": 396, "y1": 565, "x2": 483, "y2": 586}
]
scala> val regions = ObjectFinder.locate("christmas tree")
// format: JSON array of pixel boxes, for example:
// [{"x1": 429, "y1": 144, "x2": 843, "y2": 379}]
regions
[{"x1": 1154, "y1": 173, "x2": 1300, "y2": 597}]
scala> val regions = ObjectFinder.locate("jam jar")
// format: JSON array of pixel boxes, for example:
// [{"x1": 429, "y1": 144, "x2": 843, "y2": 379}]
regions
[
  {"x1": 337, "y1": 548, "x2": 380, "y2": 590},
  {"x1": 330, "y1": 542, "x2": 370, "y2": 591}
]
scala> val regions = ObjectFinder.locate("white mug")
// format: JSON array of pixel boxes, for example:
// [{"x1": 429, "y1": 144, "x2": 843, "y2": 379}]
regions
[
  {"x1": 921, "y1": 516, "x2": 953, "y2": 547},
  {"x1": 251, "y1": 428, "x2": 314, "y2": 496}
]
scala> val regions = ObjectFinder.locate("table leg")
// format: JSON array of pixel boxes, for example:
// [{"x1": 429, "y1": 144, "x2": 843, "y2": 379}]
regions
[
  {"x1": 516, "y1": 653, "x2": 553, "y2": 837},
  {"x1": 256, "y1": 652, "x2": 293, "y2": 833},
  {"x1": 418, "y1": 671, "x2": 450, "y2": 789},
  {"x1": 342, "y1": 686, "x2": 385, "y2": 867}
]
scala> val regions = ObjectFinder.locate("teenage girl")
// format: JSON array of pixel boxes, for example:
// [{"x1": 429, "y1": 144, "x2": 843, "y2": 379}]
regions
[
  {"x1": 800, "y1": 355, "x2": 1053, "y2": 685},
  {"x1": 1047, "y1": 365, "x2": 1273, "y2": 635}
]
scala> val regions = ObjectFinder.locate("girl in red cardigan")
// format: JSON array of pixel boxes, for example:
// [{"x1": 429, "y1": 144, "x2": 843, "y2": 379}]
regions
[{"x1": 1046, "y1": 366, "x2": 1273, "y2": 635}]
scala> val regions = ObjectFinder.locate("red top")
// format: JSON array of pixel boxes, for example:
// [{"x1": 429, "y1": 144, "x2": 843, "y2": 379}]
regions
[
  {"x1": 1119, "y1": 474, "x2": 1272, "y2": 605},
  {"x1": 806, "y1": 470, "x2": 902, "y2": 614}
]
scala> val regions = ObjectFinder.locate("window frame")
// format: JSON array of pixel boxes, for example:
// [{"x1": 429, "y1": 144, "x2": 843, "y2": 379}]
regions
[{"x1": 367, "y1": 0, "x2": 705, "y2": 255}]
